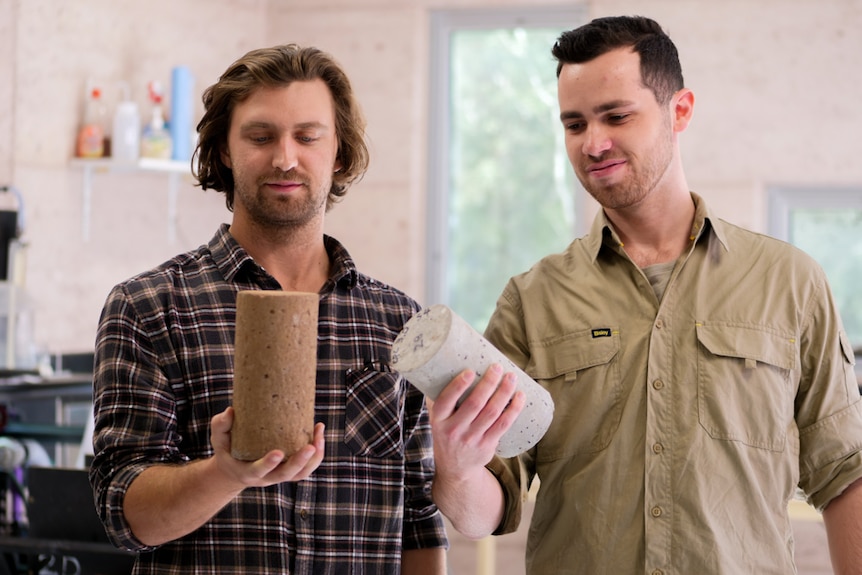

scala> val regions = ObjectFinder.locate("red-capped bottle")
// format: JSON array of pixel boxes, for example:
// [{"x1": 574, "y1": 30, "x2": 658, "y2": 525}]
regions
[{"x1": 76, "y1": 87, "x2": 106, "y2": 158}]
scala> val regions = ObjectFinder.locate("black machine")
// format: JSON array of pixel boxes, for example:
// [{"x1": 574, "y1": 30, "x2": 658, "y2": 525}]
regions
[{"x1": 0, "y1": 467, "x2": 134, "y2": 574}]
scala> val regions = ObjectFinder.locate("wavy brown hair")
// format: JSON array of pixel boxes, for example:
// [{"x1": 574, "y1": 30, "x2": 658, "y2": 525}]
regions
[{"x1": 193, "y1": 44, "x2": 369, "y2": 211}]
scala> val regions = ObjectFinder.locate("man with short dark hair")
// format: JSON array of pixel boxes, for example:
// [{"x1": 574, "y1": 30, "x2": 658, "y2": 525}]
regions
[{"x1": 429, "y1": 16, "x2": 862, "y2": 574}]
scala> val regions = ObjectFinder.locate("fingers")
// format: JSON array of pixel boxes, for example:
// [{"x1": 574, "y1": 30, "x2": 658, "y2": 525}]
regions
[
  {"x1": 430, "y1": 363, "x2": 524, "y2": 458},
  {"x1": 313, "y1": 420, "x2": 325, "y2": 450},
  {"x1": 439, "y1": 364, "x2": 519, "y2": 427},
  {"x1": 432, "y1": 369, "x2": 478, "y2": 418},
  {"x1": 210, "y1": 407, "x2": 234, "y2": 455},
  {"x1": 458, "y1": 370, "x2": 522, "y2": 448},
  {"x1": 213, "y1": 410, "x2": 326, "y2": 487},
  {"x1": 211, "y1": 406, "x2": 234, "y2": 434},
  {"x1": 484, "y1": 384, "x2": 526, "y2": 441},
  {"x1": 433, "y1": 364, "x2": 513, "y2": 417},
  {"x1": 461, "y1": 367, "x2": 518, "y2": 423},
  {"x1": 293, "y1": 422, "x2": 326, "y2": 479},
  {"x1": 254, "y1": 422, "x2": 326, "y2": 483}
]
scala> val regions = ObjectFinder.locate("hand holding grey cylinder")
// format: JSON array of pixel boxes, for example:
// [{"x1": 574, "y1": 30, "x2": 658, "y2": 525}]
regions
[
  {"x1": 390, "y1": 304, "x2": 554, "y2": 457},
  {"x1": 232, "y1": 291, "x2": 318, "y2": 461}
]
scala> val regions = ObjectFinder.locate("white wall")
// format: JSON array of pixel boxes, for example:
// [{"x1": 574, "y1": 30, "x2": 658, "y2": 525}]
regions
[{"x1": 1, "y1": 0, "x2": 860, "y2": 355}]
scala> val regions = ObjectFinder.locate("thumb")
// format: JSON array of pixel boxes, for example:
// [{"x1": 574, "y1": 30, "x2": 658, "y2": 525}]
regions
[{"x1": 212, "y1": 406, "x2": 234, "y2": 436}]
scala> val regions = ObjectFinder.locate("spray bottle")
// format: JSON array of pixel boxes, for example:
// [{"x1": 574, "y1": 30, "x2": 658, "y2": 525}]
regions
[{"x1": 140, "y1": 81, "x2": 173, "y2": 160}]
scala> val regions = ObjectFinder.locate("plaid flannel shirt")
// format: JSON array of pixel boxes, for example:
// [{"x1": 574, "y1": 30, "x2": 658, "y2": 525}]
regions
[{"x1": 90, "y1": 224, "x2": 447, "y2": 574}]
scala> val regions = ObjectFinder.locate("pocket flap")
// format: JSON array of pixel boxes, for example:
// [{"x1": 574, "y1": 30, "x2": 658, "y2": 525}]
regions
[
  {"x1": 526, "y1": 328, "x2": 620, "y2": 379},
  {"x1": 696, "y1": 322, "x2": 797, "y2": 371}
]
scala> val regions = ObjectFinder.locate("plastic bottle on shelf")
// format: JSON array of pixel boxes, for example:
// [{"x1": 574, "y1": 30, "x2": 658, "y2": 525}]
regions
[
  {"x1": 170, "y1": 66, "x2": 194, "y2": 162},
  {"x1": 111, "y1": 82, "x2": 140, "y2": 164},
  {"x1": 75, "y1": 86, "x2": 107, "y2": 158},
  {"x1": 140, "y1": 81, "x2": 173, "y2": 160}
]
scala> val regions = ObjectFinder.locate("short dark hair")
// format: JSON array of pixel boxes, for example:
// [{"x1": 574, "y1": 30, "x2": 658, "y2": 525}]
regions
[
  {"x1": 552, "y1": 16, "x2": 684, "y2": 105},
  {"x1": 193, "y1": 44, "x2": 369, "y2": 211}
]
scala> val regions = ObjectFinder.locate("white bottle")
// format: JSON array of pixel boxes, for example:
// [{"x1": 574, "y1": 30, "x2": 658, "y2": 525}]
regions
[{"x1": 112, "y1": 96, "x2": 140, "y2": 164}]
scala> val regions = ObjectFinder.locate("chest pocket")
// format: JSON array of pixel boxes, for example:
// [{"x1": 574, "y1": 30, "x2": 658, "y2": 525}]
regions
[
  {"x1": 344, "y1": 367, "x2": 406, "y2": 459},
  {"x1": 527, "y1": 329, "x2": 622, "y2": 462},
  {"x1": 696, "y1": 322, "x2": 797, "y2": 452}
]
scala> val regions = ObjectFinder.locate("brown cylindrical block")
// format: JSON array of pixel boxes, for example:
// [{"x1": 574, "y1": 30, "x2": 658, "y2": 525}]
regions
[{"x1": 231, "y1": 290, "x2": 318, "y2": 461}]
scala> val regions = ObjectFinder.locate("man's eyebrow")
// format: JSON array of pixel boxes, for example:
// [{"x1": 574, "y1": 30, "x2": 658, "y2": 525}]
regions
[
  {"x1": 559, "y1": 100, "x2": 637, "y2": 121},
  {"x1": 294, "y1": 121, "x2": 330, "y2": 131},
  {"x1": 238, "y1": 121, "x2": 331, "y2": 131},
  {"x1": 239, "y1": 120, "x2": 275, "y2": 131},
  {"x1": 594, "y1": 100, "x2": 636, "y2": 113}
]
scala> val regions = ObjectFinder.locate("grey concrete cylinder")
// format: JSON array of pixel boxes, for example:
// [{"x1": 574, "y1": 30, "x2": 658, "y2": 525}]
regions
[
  {"x1": 231, "y1": 291, "x2": 318, "y2": 461},
  {"x1": 391, "y1": 304, "x2": 554, "y2": 457}
]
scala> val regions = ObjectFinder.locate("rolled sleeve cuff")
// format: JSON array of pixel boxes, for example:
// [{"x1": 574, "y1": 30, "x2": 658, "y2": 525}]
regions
[
  {"x1": 801, "y1": 400, "x2": 862, "y2": 512},
  {"x1": 101, "y1": 463, "x2": 155, "y2": 552},
  {"x1": 486, "y1": 455, "x2": 524, "y2": 536},
  {"x1": 402, "y1": 510, "x2": 449, "y2": 551}
]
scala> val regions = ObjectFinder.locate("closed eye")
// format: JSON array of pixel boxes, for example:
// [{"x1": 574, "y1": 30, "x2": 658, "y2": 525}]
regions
[{"x1": 563, "y1": 120, "x2": 585, "y2": 133}]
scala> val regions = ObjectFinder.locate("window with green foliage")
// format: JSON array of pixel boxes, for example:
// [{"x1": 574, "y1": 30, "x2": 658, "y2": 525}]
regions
[
  {"x1": 428, "y1": 8, "x2": 586, "y2": 332},
  {"x1": 769, "y1": 188, "x2": 862, "y2": 352}
]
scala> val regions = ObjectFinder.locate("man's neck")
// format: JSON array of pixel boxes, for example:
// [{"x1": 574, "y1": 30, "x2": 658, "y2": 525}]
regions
[
  {"x1": 605, "y1": 187, "x2": 696, "y2": 268},
  {"x1": 230, "y1": 220, "x2": 331, "y2": 293}
]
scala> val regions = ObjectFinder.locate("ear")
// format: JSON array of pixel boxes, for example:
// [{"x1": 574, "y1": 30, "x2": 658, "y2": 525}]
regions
[
  {"x1": 671, "y1": 88, "x2": 694, "y2": 133},
  {"x1": 220, "y1": 146, "x2": 232, "y2": 169}
]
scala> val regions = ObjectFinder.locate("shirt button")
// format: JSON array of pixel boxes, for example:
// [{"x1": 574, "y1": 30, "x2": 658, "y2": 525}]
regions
[
  {"x1": 300, "y1": 509, "x2": 309, "y2": 520},
  {"x1": 651, "y1": 506, "x2": 662, "y2": 517},
  {"x1": 652, "y1": 443, "x2": 663, "y2": 454},
  {"x1": 651, "y1": 570, "x2": 664, "y2": 575},
  {"x1": 653, "y1": 379, "x2": 664, "y2": 390},
  {"x1": 655, "y1": 319, "x2": 664, "y2": 329}
]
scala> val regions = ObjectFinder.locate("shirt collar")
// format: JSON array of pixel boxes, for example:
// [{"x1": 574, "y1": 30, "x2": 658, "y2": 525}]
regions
[
  {"x1": 691, "y1": 192, "x2": 729, "y2": 251},
  {"x1": 207, "y1": 223, "x2": 358, "y2": 289},
  {"x1": 323, "y1": 234, "x2": 359, "y2": 289},
  {"x1": 208, "y1": 223, "x2": 253, "y2": 282},
  {"x1": 584, "y1": 192, "x2": 729, "y2": 263}
]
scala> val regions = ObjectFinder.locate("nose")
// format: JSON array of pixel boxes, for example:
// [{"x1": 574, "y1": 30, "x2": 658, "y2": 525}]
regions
[
  {"x1": 581, "y1": 124, "x2": 612, "y2": 158},
  {"x1": 272, "y1": 136, "x2": 299, "y2": 172}
]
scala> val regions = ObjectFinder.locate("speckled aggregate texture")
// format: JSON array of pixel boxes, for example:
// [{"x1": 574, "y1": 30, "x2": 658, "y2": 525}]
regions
[
  {"x1": 392, "y1": 304, "x2": 554, "y2": 457},
  {"x1": 232, "y1": 291, "x2": 318, "y2": 461}
]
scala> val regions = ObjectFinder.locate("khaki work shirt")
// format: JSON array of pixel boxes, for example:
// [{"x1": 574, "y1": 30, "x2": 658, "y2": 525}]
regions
[{"x1": 485, "y1": 194, "x2": 862, "y2": 575}]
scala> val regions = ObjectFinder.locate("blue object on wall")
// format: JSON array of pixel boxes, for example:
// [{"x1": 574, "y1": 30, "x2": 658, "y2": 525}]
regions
[{"x1": 170, "y1": 66, "x2": 195, "y2": 162}]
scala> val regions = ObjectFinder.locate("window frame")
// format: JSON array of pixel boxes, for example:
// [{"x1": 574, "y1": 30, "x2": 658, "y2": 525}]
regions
[
  {"x1": 768, "y1": 185, "x2": 862, "y2": 357},
  {"x1": 426, "y1": 6, "x2": 587, "y2": 308},
  {"x1": 767, "y1": 186, "x2": 862, "y2": 241}
]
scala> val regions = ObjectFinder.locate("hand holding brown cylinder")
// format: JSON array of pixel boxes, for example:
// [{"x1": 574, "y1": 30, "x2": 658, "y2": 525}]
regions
[{"x1": 231, "y1": 291, "x2": 318, "y2": 461}]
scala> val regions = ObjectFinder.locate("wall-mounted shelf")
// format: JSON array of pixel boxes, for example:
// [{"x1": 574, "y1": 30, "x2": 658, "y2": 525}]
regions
[{"x1": 70, "y1": 158, "x2": 192, "y2": 242}]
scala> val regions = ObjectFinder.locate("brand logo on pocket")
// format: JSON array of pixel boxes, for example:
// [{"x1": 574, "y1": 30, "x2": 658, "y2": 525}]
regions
[{"x1": 591, "y1": 328, "x2": 612, "y2": 338}]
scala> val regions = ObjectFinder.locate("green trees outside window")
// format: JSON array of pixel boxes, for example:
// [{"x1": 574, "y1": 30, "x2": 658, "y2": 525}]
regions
[
  {"x1": 790, "y1": 208, "x2": 862, "y2": 349},
  {"x1": 443, "y1": 26, "x2": 578, "y2": 331}
]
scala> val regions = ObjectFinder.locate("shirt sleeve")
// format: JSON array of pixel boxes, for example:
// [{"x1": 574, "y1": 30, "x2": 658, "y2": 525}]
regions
[
  {"x1": 483, "y1": 281, "x2": 535, "y2": 535},
  {"x1": 89, "y1": 283, "x2": 186, "y2": 551},
  {"x1": 796, "y1": 267, "x2": 862, "y2": 511},
  {"x1": 401, "y1": 379, "x2": 449, "y2": 550}
]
